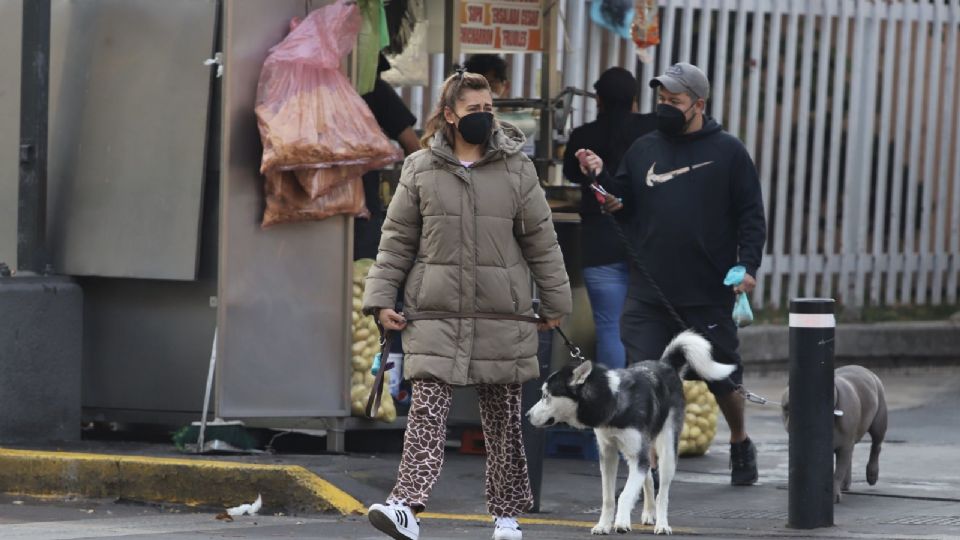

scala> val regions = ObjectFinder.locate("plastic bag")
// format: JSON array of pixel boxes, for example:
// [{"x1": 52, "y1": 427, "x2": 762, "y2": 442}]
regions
[
  {"x1": 381, "y1": 20, "x2": 430, "y2": 87},
  {"x1": 590, "y1": 0, "x2": 634, "y2": 40},
  {"x1": 631, "y1": 0, "x2": 660, "y2": 63},
  {"x1": 732, "y1": 292, "x2": 753, "y2": 327},
  {"x1": 262, "y1": 170, "x2": 366, "y2": 228},
  {"x1": 255, "y1": 0, "x2": 402, "y2": 173},
  {"x1": 723, "y1": 266, "x2": 754, "y2": 328},
  {"x1": 356, "y1": 0, "x2": 391, "y2": 95},
  {"x1": 296, "y1": 164, "x2": 369, "y2": 200}
]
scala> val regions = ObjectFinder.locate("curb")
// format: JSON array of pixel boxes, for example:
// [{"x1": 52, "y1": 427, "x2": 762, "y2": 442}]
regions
[{"x1": 0, "y1": 448, "x2": 365, "y2": 515}]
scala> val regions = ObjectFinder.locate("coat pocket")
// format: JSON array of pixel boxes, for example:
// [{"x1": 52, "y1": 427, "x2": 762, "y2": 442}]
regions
[
  {"x1": 416, "y1": 264, "x2": 461, "y2": 311},
  {"x1": 509, "y1": 264, "x2": 534, "y2": 314},
  {"x1": 404, "y1": 263, "x2": 428, "y2": 310}
]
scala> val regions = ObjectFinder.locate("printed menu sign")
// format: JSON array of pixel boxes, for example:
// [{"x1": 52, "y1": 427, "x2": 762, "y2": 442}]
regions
[{"x1": 460, "y1": 1, "x2": 543, "y2": 52}]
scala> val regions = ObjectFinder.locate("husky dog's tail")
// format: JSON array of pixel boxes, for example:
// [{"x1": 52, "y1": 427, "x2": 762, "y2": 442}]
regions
[{"x1": 660, "y1": 330, "x2": 737, "y2": 381}]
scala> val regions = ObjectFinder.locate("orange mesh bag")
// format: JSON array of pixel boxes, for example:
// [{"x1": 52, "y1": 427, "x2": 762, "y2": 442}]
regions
[
  {"x1": 255, "y1": 0, "x2": 401, "y2": 174},
  {"x1": 262, "y1": 170, "x2": 366, "y2": 228}
]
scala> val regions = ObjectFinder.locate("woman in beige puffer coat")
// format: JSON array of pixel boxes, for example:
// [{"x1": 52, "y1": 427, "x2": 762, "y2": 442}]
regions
[{"x1": 364, "y1": 71, "x2": 571, "y2": 540}]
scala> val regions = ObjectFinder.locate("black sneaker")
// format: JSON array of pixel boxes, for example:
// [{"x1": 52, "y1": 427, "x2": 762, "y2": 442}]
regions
[{"x1": 730, "y1": 438, "x2": 758, "y2": 486}]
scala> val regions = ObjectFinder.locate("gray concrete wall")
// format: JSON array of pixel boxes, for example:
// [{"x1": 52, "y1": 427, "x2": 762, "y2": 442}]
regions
[
  {"x1": 0, "y1": 0, "x2": 22, "y2": 269},
  {"x1": 0, "y1": 276, "x2": 82, "y2": 442},
  {"x1": 740, "y1": 320, "x2": 960, "y2": 368}
]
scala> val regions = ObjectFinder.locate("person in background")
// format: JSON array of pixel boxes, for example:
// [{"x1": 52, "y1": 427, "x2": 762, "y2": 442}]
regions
[
  {"x1": 576, "y1": 62, "x2": 766, "y2": 487},
  {"x1": 562, "y1": 67, "x2": 656, "y2": 370},
  {"x1": 464, "y1": 54, "x2": 510, "y2": 98},
  {"x1": 355, "y1": 54, "x2": 421, "y2": 260},
  {"x1": 363, "y1": 70, "x2": 571, "y2": 540}
]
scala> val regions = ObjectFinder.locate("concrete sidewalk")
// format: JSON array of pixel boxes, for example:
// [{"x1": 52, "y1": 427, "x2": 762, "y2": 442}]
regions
[{"x1": 1, "y1": 367, "x2": 958, "y2": 539}]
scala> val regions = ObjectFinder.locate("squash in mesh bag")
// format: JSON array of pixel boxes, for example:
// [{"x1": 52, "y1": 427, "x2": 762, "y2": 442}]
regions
[
  {"x1": 678, "y1": 381, "x2": 720, "y2": 457},
  {"x1": 348, "y1": 258, "x2": 397, "y2": 421}
]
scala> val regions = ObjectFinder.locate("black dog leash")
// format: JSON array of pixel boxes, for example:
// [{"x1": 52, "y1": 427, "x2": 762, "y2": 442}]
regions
[{"x1": 588, "y1": 171, "x2": 777, "y2": 407}]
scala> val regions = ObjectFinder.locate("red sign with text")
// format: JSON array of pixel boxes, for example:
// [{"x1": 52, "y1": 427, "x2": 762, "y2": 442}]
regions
[{"x1": 460, "y1": 1, "x2": 542, "y2": 52}]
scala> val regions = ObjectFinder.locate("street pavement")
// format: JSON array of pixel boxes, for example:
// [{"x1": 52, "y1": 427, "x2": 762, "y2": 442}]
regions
[{"x1": 1, "y1": 366, "x2": 958, "y2": 539}]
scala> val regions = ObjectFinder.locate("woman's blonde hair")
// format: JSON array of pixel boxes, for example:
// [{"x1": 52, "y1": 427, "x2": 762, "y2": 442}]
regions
[{"x1": 420, "y1": 70, "x2": 492, "y2": 149}]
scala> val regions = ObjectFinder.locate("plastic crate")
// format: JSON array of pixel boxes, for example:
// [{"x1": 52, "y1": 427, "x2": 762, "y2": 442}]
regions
[
  {"x1": 545, "y1": 427, "x2": 599, "y2": 461},
  {"x1": 459, "y1": 427, "x2": 486, "y2": 455}
]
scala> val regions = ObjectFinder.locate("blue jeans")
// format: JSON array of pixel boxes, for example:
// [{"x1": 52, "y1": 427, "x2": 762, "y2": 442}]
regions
[{"x1": 582, "y1": 262, "x2": 629, "y2": 369}]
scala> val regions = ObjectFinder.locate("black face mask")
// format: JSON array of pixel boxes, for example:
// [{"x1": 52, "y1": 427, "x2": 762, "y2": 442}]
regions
[
  {"x1": 456, "y1": 112, "x2": 495, "y2": 145},
  {"x1": 655, "y1": 103, "x2": 696, "y2": 136}
]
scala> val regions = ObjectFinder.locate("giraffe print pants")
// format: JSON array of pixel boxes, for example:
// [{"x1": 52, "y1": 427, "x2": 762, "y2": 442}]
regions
[{"x1": 387, "y1": 380, "x2": 534, "y2": 517}]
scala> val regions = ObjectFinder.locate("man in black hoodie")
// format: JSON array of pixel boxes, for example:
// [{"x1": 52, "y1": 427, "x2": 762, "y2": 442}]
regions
[{"x1": 575, "y1": 62, "x2": 766, "y2": 486}]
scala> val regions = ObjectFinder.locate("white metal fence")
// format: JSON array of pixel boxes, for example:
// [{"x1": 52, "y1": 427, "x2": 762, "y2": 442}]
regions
[{"x1": 401, "y1": 0, "x2": 960, "y2": 310}]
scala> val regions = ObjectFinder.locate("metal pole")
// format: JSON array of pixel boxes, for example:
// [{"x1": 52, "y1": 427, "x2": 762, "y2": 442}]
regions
[
  {"x1": 787, "y1": 298, "x2": 835, "y2": 529},
  {"x1": 18, "y1": 0, "x2": 51, "y2": 274},
  {"x1": 535, "y1": 0, "x2": 558, "y2": 182},
  {"x1": 197, "y1": 328, "x2": 218, "y2": 453},
  {"x1": 443, "y1": 0, "x2": 460, "y2": 73}
]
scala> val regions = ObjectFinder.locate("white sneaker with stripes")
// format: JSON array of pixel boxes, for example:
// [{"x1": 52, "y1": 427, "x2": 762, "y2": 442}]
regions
[
  {"x1": 493, "y1": 516, "x2": 522, "y2": 540},
  {"x1": 368, "y1": 502, "x2": 419, "y2": 540}
]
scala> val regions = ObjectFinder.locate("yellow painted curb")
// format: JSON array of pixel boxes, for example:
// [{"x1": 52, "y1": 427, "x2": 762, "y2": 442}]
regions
[{"x1": 0, "y1": 448, "x2": 364, "y2": 515}]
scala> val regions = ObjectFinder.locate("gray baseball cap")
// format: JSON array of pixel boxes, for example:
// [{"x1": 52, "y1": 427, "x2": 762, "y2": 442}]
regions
[{"x1": 650, "y1": 62, "x2": 710, "y2": 100}]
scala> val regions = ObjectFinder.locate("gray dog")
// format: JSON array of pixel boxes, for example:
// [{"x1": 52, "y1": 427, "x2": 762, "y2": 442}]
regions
[{"x1": 781, "y1": 365, "x2": 888, "y2": 502}]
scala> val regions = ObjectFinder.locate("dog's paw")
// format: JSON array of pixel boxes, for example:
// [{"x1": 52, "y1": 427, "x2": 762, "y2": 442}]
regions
[
  {"x1": 654, "y1": 523, "x2": 672, "y2": 535},
  {"x1": 640, "y1": 511, "x2": 655, "y2": 526},
  {"x1": 614, "y1": 517, "x2": 632, "y2": 533},
  {"x1": 866, "y1": 462, "x2": 879, "y2": 485},
  {"x1": 591, "y1": 522, "x2": 613, "y2": 535}
]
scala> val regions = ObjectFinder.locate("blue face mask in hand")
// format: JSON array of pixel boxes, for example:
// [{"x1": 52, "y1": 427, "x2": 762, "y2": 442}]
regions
[{"x1": 723, "y1": 266, "x2": 754, "y2": 328}]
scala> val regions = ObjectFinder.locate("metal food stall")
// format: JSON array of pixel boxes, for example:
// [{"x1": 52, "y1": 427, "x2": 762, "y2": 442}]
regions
[
  {"x1": 0, "y1": 0, "x2": 363, "y2": 450},
  {"x1": 0, "y1": 0, "x2": 600, "y2": 454}
]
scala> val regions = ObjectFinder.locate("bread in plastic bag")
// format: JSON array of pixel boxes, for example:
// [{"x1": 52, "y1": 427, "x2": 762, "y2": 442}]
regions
[
  {"x1": 296, "y1": 164, "x2": 370, "y2": 200},
  {"x1": 255, "y1": 0, "x2": 402, "y2": 173},
  {"x1": 262, "y1": 170, "x2": 365, "y2": 228}
]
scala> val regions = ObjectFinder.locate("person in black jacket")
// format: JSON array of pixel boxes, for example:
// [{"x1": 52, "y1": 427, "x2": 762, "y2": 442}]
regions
[
  {"x1": 355, "y1": 54, "x2": 421, "y2": 261},
  {"x1": 464, "y1": 54, "x2": 510, "y2": 98},
  {"x1": 562, "y1": 68, "x2": 656, "y2": 370},
  {"x1": 575, "y1": 62, "x2": 766, "y2": 487}
]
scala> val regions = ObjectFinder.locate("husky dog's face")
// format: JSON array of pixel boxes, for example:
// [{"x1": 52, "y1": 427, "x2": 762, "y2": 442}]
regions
[{"x1": 526, "y1": 361, "x2": 593, "y2": 430}]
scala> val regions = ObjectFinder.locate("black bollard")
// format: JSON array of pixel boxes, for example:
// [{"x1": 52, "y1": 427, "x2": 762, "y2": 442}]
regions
[{"x1": 787, "y1": 298, "x2": 836, "y2": 529}]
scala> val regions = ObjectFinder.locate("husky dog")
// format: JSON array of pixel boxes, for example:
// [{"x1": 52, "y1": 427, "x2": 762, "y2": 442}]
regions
[{"x1": 526, "y1": 330, "x2": 735, "y2": 535}]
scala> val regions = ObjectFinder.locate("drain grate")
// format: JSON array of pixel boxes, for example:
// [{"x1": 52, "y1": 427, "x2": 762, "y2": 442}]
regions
[{"x1": 882, "y1": 516, "x2": 960, "y2": 526}]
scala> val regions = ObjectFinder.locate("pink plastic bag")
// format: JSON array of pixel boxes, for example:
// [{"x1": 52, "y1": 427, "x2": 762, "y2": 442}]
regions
[
  {"x1": 255, "y1": 0, "x2": 401, "y2": 174},
  {"x1": 262, "y1": 170, "x2": 366, "y2": 229},
  {"x1": 296, "y1": 164, "x2": 369, "y2": 200}
]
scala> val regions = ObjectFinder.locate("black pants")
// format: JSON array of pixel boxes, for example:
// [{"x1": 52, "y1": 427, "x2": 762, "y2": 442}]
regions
[{"x1": 620, "y1": 297, "x2": 743, "y2": 397}]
